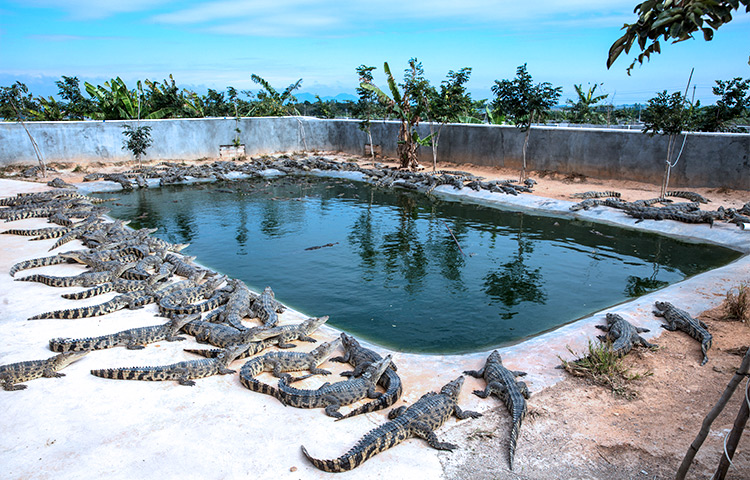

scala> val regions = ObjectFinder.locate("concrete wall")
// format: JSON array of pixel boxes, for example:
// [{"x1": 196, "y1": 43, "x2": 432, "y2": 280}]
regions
[{"x1": 0, "y1": 117, "x2": 748, "y2": 189}]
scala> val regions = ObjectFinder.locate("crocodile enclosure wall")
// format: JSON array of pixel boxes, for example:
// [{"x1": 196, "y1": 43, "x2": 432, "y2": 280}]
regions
[{"x1": 0, "y1": 117, "x2": 748, "y2": 189}]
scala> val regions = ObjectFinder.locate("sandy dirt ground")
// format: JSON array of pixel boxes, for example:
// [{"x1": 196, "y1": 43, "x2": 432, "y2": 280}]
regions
[{"x1": 2, "y1": 153, "x2": 750, "y2": 480}]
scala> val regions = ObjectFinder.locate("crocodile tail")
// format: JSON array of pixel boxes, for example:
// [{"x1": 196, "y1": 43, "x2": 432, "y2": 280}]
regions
[
  {"x1": 238, "y1": 359, "x2": 281, "y2": 399},
  {"x1": 49, "y1": 336, "x2": 112, "y2": 352},
  {"x1": 301, "y1": 420, "x2": 410, "y2": 472},
  {"x1": 29, "y1": 299, "x2": 119, "y2": 320},
  {"x1": 62, "y1": 284, "x2": 111, "y2": 300},
  {"x1": 508, "y1": 403, "x2": 527, "y2": 470},
  {"x1": 15, "y1": 274, "x2": 69, "y2": 287}
]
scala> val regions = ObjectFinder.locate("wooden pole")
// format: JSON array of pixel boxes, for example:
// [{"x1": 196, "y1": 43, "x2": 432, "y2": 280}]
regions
[
  {"x1": 713, "y1": 379, "x2": 750, "y2": 480},
  {"x1": 676, "y1": 349, "x2": 750, "y2": 480}
]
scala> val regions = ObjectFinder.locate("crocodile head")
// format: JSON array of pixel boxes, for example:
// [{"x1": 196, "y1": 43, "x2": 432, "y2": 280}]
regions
[
  {"x1": 439, "y1": 376, "x2": 465, "y2": 401},
  {"x1": 339, "y1": 332, "x2": 360, "y2": 351},
  {"x1": 487, "y1": 350, "x2": 503, "y2": 365},
  {"x1": 363, "y1": 354, "x2": 392, "y2": 382},
  {"x1": 171, "y1": 313, "x2": 201, "y2": 330},
  {"x1": 654, "y1": 301, "x2": 671, "y2": 312},
  {"x1": 224, "y1": 343, "x2": 251, "y2": 363},
  {"x1": 605, "y1": 313, "x2": 623, "y2": 325},
  {"x1": 52, "y1": 350, "x2": 91, "y2": 368},
  {"x1": 310, "y1": 337, "x2": 342, "y2": 360},
  {"x1": 301, "y1": 315, "x2": 329, "y2": 333}
]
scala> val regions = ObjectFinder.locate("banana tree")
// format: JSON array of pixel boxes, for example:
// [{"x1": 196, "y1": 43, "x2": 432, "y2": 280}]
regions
[
  {"x1": 360, "y1": 59, "x2": 427, "y2": 170},
  {"x1": 84, "y1": 77, "x2": 142, "y2": 120},
  {"x1": 249, "y1": 74, "x2": 302, "y2": 116},
  {"x1": 566, "y1": 83, "x2": 609, "y2": 124}
]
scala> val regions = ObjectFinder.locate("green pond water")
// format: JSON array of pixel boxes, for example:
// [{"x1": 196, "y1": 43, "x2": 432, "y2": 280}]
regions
[{"x1": 97, "y1": 176, "x2": 742, "y2": 354}]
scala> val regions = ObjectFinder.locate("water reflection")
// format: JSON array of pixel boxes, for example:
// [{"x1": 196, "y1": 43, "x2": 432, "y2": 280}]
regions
[{"x1": 96, "y1": 176, "x2": 741, "y2": 353}]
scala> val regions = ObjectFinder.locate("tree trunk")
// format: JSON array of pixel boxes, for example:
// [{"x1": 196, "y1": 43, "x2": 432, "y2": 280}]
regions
[
  {"x1": 367, "y1": 130, "x2": 375, "y2": 160},
  {"x1": 521, "y1": 125, "x2": 531, "y2": 182}
]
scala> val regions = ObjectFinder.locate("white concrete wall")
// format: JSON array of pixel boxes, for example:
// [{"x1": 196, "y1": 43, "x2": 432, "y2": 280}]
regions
[{"x1": 0, "y1": 117, "x2": 748, "y2": 189}]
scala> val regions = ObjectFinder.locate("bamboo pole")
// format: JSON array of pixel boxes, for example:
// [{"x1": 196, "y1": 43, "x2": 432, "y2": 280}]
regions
[
  {"x1": 713, "y1": 379, "x2": 750, "y2": 480},
  {"x1": 676, "y1": 349, "x2": 750, "y2": 479}
]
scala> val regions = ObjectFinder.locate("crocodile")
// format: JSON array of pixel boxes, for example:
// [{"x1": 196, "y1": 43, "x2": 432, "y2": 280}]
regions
[
  {"x1": 1, "y1": 351, "x2": 90, "y2": 391},
  {"x1": 595, "y1": 313, "x2": 657, "y2": 357},
  {"x1": 158, "y1": 276, "x2": 228, "y2": 316},
  {"x1": 330, "y1": 333, "x2": 403, "y2": 421},
  {"x1": 28, "y1": 290, "x2": 152, "y2": 320},
  {"x1": 250, "y1": 315, "x2": 328, "y2": 348},
  {"x1": 48, "y1": 314, "x2": 196, "y2": 352},
  {"x1": 9, "y1": 251, "x2": 82, "y2": 277},
  {"x1": 276, "y1": 354, "x2": 391, "y2": 417},
  {"x1": 15, "y1": 261, "x2": 136, "y2": 288},
  {"x1": 257, "y1": 286, "x2": 280, "y2": 327},
  {"x1": 218, "y1": 279, "x2": 258, "y2": 330},
  {"x1": 183, "y1": 338, "x2": 280, "y2": 360},
  {"x1": 238, "y1": 338, "x2": 341, "y2": 396},
  {"x1": 464, "y1": 350, "x2": 529, "y2": 470},
  {"x1": 181, "y1": 318, "x2": 268, "y2": 348},
  {"x1": 665, "y1": 190, "x2": 710, "y2": 204},
  {"x1": 654, "y1": 301, "x2": 713, "y2": 365},
  {"x1": 301, "y1": 376, "x2": 481, "y2": 472},
  {"x1": 570, "y1": 191, "x2": 622, "y2": 199},
  {"x1": 60, "y1": 278, "x2": 157, "y2": 300},
  {"x1": 90, "y1": 343, "x2": 247, "y2": 386}
]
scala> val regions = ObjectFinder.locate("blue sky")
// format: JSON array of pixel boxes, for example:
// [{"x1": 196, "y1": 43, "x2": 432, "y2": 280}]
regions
[{"x1": 0, "y1": 0, "x2": 748, "y2": 105}]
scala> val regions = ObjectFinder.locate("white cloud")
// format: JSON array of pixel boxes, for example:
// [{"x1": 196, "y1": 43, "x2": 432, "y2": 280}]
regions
[
  {"x1": 150, "y1": 0, "x2": 638, "y2": 37},
  {"x1": 14, "y1": 0, "x2": 174, "y2": 20}
]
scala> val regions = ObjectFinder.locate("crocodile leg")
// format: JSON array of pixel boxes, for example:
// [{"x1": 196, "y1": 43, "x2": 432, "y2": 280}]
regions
[{"x1": 411, "y1": 422, "x2": 457, "y2": 451}]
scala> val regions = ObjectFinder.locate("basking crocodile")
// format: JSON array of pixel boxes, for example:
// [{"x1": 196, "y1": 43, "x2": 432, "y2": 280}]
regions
[
  {"x1": 571, "y1": 191, "x2": 622, "y2": 199},
  {"x1": 60, "y1": 278, "x2": 157, "y2": 300},
  {"x1": 181, "y1": 318, "x2": 268, "y2": 348},
  {"x1": 49, "y1": 314, "x2": 196, "y2": 352},
  {"x1": 595, "y1": 313, "x2": 657, "y2": 357},
  {"x1": 238, "y1": 338, "x2": 341, "y2": 396},
  {"x1": 90, "y1": 344, "x2": 247, "y2": 386},
  {"x1": 251, "y1": 315, "x2": 328, "y2": 348},
  {"x1": 665, "y1": 190, "x2": 710, "y2": 204},
  {"x1": 257, "y1": 286, "x2": 280, "y2": 327},
  {"x1": 218, "y1": 279, "x2": 258, "y2": 330},
  {"x1": 654, "y1": 301, "x2": 713, "y2": 365},
  {"x1": 158, "y1": 276, "x2": 228, "y2": 316},
  {"x1": 276, "y1": 355, "x2": 391, "y2": 418},
  {"x1": 183, "y1": 338, "x2": 280, "y2": 360},
  {"x1": 29, "y1": 290, "x2": 152, "y2": 320},
  {"x1": 464, "y1": 350, "x2": 529, "y2": 470},
  {"x1": 15, "y1": 261, "x2": 136, "y2": 288},
  {"x1": 330, "y1": 333, "x2": 402, "y2": 421},
  {"x1": 1, "y1": 351, "x2": 90, "y2": 391},
  {"x1": 9, "y1": 251, "x2": 82, "y2": 277},
  {"x1": 301, "y1": 376, "x2": 481, "y2": 472}
]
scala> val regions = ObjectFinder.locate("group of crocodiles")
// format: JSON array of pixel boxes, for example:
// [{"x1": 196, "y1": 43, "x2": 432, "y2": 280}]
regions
[
  {"x1": 0, "y1": 156, "x2": 727, "y2": 473},
  {"x1": 569, "y1": 189, "x2": 750, "y2": 227}
]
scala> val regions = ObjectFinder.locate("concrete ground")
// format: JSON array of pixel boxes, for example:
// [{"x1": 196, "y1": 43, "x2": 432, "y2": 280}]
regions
[{"x1": 1, "y1": 176, "x2": 748, "y2": 480}]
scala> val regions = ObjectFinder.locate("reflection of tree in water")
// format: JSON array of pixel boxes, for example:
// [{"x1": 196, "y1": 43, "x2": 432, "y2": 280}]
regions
[
  {"x1": 235, "y1": 200, "x2": 249, "y2": 255},
  {"x1": 624, "y1": 237, "x2": 668, "y2": 296},
  {"x1": 174, "y1": 211, "x2": 196, "y2": 243},
  {"x1": 381, "y1": 195, "x2": 427, "y2": 294},
  {"x1": 431, "y1": 215, "x2": 466, "y2": 286},
  {"x1": 483, "y1": 214, "x2": 546, "y2": 318},
  {"x1": 347, "y1": 209, "x2": 378, "y2": 282}
]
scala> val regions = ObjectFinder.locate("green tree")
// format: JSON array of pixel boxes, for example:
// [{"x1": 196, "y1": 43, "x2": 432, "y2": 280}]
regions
[
  {"x1": 491, "y1": 64, "x2": 562, "y2": 181},
  {"x1": 361, "y1": 58, "x2": 431, "y2": 170},
  {"x1": 55, "y1": 76, "x2": 93, "y2": 120},
  {"x1": 355, "y1": 65, "x2": 378, "y2": 160},
  {"x1": 143, "y1": 75, "x2": 193, "y2": 119},
  {"x1": 695, "y1": 77, "x2": 750, "y2": 132},
  {"x1": 642, "y1": 90, "x2": 696, "y2": 197},
  {"x1": 566, "y1": 83, "x2": 609, "y2": 124},
  {"x1": 84, "y1": 77, "x2": 143, "y2": 120},
  {"x1": 425, "y1": 67, "x2": 473, "y2": 171},
  {"x1": 30, "y1": 96, "x2": 65, "y2": 121},
  {"x1": 122, "y1": 124, "x2": 153, "y2": 167},
  {"x1": 608, "y1": 1, "x2": 750, "y2": 74},
  {"x1": 249, "y1": 74, "x2": 302, "y2": 116},
  {"x1": 0, "y1": 81, "x2": 38, "y2": 121}
]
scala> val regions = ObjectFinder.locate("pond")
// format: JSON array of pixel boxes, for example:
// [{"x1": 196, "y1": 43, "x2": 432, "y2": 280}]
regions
[{"x1": 97, "y1": 176, "x2": 742, "y2": 354}]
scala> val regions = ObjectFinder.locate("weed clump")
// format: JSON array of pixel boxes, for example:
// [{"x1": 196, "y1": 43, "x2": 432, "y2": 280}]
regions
[
  {"x1": 559, "y1": 340, "x2": 652, "y2": 398},
  {"x1": 724, "y1": 282, "x2": 749, "y2": 322}
]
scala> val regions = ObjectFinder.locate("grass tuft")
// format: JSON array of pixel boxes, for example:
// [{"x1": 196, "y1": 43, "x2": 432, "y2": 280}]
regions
[
  {"x1": 559, "y1": 340, "x2": 652, "y2": 398},
  {"x1": 724, "y1": 282, "x2": 749, "y2": 322}
]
